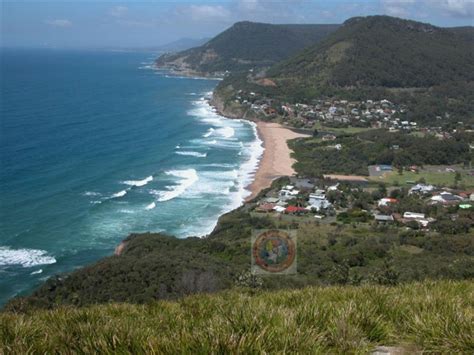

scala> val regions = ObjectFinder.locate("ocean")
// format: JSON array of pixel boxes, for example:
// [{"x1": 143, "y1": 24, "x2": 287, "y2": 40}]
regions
[{"x1": 0, "y1": 48, "x2": 263, "y2": 306}]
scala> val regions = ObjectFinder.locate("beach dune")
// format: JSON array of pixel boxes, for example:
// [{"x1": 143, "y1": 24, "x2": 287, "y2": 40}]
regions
[{"x1": 246, "y1": 122, "x2": 310, "y2": 201}]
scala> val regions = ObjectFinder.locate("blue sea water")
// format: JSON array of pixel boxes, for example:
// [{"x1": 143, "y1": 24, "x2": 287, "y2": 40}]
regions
[{"x1": 0, "y1": 49, "x2": 263, "y2": 306}]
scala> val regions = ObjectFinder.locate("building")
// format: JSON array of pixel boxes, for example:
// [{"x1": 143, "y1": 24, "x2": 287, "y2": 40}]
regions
[
  {"x1": 403, "y1": 212, "x2": 425, "y2": 220},
  {"x1": 308, "y1": 193, "x2": 332, "y2": 211},
  {"x1": 285, "y1": 206, "x2": 308, "y2": 214},
  {"x1": 378, "y1": 198, "x2": 398, "y2": 207},
  {"x1": 289, "y1": 177, "x2": 315, "y2": 190},
  {"x1": 279, "y1": 185, "x2": 300, "y2": 201},
  {"x1": 430, "y1": 192, "x2": 463, "y2": 205},
  {"x1": 374, "y1": 214, "x2": 394, "y2": 223},
  {"x1": 409, "y1": 184, "x2": 435, "y2": 195},
  {"x1": 256, "y1": 203, "x2": 276, "y2": 213}
]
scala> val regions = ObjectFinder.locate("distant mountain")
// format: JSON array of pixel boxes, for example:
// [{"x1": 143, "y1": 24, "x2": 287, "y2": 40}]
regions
[
  {"x1": 268, "y1": 16, "x2": 474, "y2": 89},
  {"x1": 155, "y1": 21, "x2": 339, "y2": 75},
  {"x1": 156, "y1": 37, "x2": 210, "y2": 53}
]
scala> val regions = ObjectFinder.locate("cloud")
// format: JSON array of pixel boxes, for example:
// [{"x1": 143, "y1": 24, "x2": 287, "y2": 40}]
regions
[
  {"x1": 435, "y1": 0, "x2": 474, "y2": 17},
  {"x1": 186, "y1": 5, "x2": 231, "y2": 22},
  {"x1": 238, "y1": 0, "x2": 259, "y2": 12},
  {"x1": 109, "y1": 6, "x2": 128, "y2": 18},
  {"x1": 381, "y1": 0, "x2": 415, "y2": 17},
  {"x1": 44, "y1": 19, "x2": 72, "y2": 27}
]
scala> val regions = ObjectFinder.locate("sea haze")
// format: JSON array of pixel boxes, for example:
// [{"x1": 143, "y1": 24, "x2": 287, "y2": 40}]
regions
[{"x1": 0, "y1": 48, "x2": 263, "y2": 306}]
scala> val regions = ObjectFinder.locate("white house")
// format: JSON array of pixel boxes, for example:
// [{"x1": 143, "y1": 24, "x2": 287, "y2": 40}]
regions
[
  {"x1": 403, "y1": 212, "x2": 425, "y2": 220},
  {"x1": 409, "y1": 184, "x2": 435, "y2": 195},
  {"x1": 308, "y1": 193, "x2": 331, "y2": 211},
  {"x1": 279, "y1": 186, "x2": 299, "y2": 201},
  {"x1": 430, "y1": 192, "x2": 463, "y2": 204}
]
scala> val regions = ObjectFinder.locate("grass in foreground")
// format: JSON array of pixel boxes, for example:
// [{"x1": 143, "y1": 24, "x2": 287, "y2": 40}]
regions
[{"x1": 1, "y1": 280, "x2": 473, "y2": 353}]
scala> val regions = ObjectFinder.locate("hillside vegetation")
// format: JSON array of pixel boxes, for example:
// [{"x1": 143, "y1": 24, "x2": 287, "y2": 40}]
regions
[
  {"x1": 156, "y1": 21, "x2": 339, "y2": 74},
  {"x1": 215, "y1": 16, "x2": 474, "y2": 125},
  {"x1": 1, "y1": 280, "x2": 473, "y2": 353},
  {"x1": 6, "y1": 183, "x2": 474, "y2": 311},
  {"x1": 269, "y1": 16, "x2": 474, "y2": 88},
  {"x1": 291, "y1": 130, "x2": 472, "y2": 177}
]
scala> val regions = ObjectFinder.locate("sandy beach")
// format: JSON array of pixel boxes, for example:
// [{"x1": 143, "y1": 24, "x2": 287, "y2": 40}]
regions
[{"x1": 246, "y1": 122, "x2": 310, "y2": 201}]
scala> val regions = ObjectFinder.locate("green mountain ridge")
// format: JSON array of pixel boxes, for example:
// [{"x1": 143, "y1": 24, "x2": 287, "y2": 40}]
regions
[
  {"x1": 213, "y1": 16, "x2": 474, "y2": 125},
  {"x1": 155, "y1": 21, "x2": 339, "y2": 74},
  {"x1": 268, "y1": 16, "x2": 474, "y2": 89}
]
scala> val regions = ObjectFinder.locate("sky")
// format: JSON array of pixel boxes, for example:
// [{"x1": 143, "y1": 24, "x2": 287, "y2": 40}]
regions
[{"x1": 1, "y1": 0, "x2": 473, "y2": 48}]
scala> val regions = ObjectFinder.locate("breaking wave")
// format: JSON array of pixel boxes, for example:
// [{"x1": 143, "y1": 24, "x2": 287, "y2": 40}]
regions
[
  {"x1": 0, "y1": 246, "x2": 56, "y2": 268},
  {"x1": 122, "y1": 175, "x2": 153, "y2": 187},
  {"x1": 150, "y1": 169, "x2": 199, "y2": 202},
  {"x1": 176, "y1": 151, "x2": 207, "y2": 158}
]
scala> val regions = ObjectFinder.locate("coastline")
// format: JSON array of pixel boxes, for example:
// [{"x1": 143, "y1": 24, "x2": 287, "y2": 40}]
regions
[
  {"x1": 246, "y1": 122, "x2": 310, "y2": 201},
  {"x1": 208, "y1": 92, "x2": 310, "y2": 202}
]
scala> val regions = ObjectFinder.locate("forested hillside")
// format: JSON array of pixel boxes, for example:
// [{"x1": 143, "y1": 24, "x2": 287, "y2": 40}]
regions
[
  {"x1": 269, "y1": 16, "x2": 474, "y2": 88},
  {"x1": 214, "y1": 16, "x2": 474, "y2": 125},
  {"x1": 155, "y1": 21, "x2": 339, "y2": 74}
]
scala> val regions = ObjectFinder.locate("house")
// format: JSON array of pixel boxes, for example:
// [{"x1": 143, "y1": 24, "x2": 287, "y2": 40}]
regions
[
  {"x1": 273, "y1": 206, "x2": 286, "y2": 213},
  {"x1": 374, "y1": 214, "x2": 394, "y2": 223},
  {"x1": 256, "y1": 203, "x2": 275, "y2": 213},
  {"x1": 409, "y1": 184, "x2": 435, "y2": 195},
  {"x1": 378, "y1": 198, "x2": 398, "y2": 207},
  {"x1": 263, "y1": 197, "x2": 279, "y2": 204},
  {"x1": 430, "y1": 192, "x2": 463, "y2": 205},
  {"x1": 289, "y1": 178, "x2": 315, "y2": 190},
  {"x1": 285, "y1": 206, "x2": 308, "y2": 214},
  {"x1": 403, "y1": 212, "x2": 425, "y2": 220},
  {"x1": 308, "y1": 193, "x2": 332, "y2": 211},
  {"x1": 375, "y1": 165, "x2": 393, "y2": 172},
  {"x1": 279, "y1": 186, "x2": 300, "y2": 201}
]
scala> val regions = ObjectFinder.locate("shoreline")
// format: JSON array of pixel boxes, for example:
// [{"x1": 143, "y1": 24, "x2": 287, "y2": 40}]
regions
[
  {"x1": 208, "y1": 93, "x2": 310, "y2": 202},
  {"x1": 245, "y1": 122, "x2": 310, "y2": 201}
]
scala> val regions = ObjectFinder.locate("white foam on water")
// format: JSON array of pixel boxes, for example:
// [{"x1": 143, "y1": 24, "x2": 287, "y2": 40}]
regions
[
  {"x1": 31, "y1": 269, "x2": 43, "y2": 275},
  {"x1": 172, "y1": 94, "x2": 264, "y2": 237},
  {"x1": 0, "y1": 247, "x2": 56, "y2": 268},
  {"x1": 119, "y1": 209, "x2": 136, "y2": 214},
  {"x1": 203, "y1": 128, "x2": 214, "y2": 137},
  {"x1": 83, "y1": 191, "x2": 101, "y2": 197},
  {"x1": 201, "y1": 163, "x2": 238, "y2": 168},
  {"x1": 175, "y1": 151, "x2": 207, "y2": 158},
  {"x1": 152, "y1": 169, "x2": 199, "y2": 202},
  {"x1": 145, "y1": 202, "x2": 156, "y2": 210},
  {"x1": 236, "y1": 121, "x2": 265, "y2": 201},
  {"x1": 216, "y1": 126, "x2": 235, "y2": 138},
  {"x1": 111, "y1": 189, "x2": 128, "y2": 198},
  {"x1": 122, "y1": 175, "x2": 153, "y2": 187}
]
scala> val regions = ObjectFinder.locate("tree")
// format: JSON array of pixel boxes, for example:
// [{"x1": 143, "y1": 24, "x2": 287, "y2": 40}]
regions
[
  {"x1": 373, "y1": 259, "x2": 399, "y2": 286},
  {"x1": 454, "y1": 172, "x2": 462, "y2": 187}
]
